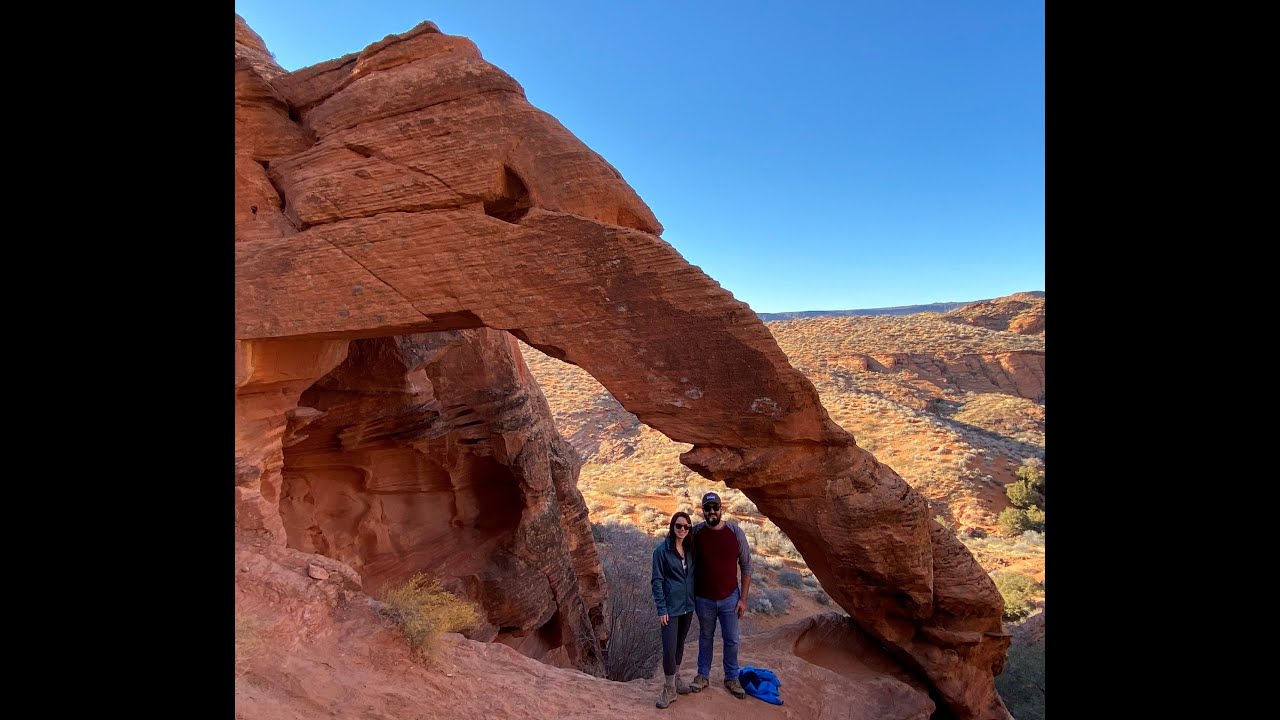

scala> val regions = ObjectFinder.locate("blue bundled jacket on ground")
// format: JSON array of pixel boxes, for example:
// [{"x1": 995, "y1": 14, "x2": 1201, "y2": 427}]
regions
[{"x1": 738, "y1": 665, "x2": 783, "y2": 705}]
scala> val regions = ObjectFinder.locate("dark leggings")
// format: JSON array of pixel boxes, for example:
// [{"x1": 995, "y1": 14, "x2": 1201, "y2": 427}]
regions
[{"x1": 661, "y1": 612, "x2": 694, "y2": 676}]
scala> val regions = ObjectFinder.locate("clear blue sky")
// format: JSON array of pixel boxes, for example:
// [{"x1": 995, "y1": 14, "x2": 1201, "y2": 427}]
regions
[{"x1": 235, "y1": 1, "x2": 1044, "y2": 314}]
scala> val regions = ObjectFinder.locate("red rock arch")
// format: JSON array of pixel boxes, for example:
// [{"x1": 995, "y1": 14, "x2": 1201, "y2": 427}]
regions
[{"x1": 234, "y1": 16, "x2": 1012, "y2": 719}]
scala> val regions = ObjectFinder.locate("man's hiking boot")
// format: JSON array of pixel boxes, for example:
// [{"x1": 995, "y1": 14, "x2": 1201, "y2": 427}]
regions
[
  {"x1": 655, "y1": 685, "x2": 678, "y2": 709},
  {"x1": 724, "y1": 677, "x2": 746, "y2": 699},
  {"x1": 691, "y1": 675, "x2": 709, "y2": 692},
  {"x1": 675, "y1": 674, "x2": 695, "y2": 694}
]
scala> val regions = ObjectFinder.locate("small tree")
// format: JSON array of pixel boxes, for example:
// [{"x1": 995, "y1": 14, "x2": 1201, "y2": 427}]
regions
[
  {"x1": 997, "y1": 507, "x2": 1032, "y2": 537},
  {"x1": 993, "y1": 573, "x2": 1041, "y2": 621},
  {"x1": 1006, "y1": 479, "x2": 1044, "y2": 509},
  {"x1": 1016, "y1": 459, "x2": 1045, "y2": 501},
  {"x1": 1024, "y1": 505, "x2": 1045, "y2": 531}
]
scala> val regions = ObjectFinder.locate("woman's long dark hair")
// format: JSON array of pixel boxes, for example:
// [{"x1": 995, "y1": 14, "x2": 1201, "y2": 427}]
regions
[{"x1": 667, "y1": 511, "x2": 693, "y2": 551}]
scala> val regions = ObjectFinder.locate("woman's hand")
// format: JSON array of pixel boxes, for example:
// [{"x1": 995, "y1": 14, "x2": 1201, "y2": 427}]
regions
[{"x1": 659, "y1": 614, "x2": 669, "y2": 626}]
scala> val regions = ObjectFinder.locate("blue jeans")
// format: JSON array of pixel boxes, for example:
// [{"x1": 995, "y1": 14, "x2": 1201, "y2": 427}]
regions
[{"x1": 695, "y1": 587, "x2": 740, "y2": 680}]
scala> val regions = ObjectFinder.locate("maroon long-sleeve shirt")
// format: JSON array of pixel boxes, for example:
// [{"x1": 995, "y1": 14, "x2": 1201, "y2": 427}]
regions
[{"x1": 693, "y1": 521, "x2": 752, "y2": 601}]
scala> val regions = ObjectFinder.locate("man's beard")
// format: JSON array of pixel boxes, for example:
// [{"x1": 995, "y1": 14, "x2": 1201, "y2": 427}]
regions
[{"x1": 705, "y1": 515, "x2": 721, "y2": 527}]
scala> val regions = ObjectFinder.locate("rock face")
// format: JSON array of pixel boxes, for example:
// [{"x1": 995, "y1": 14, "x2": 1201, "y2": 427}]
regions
[
  {"x1": 279, "y1": 330, "x2": 605, "y2": 663},
  {"x1": 234, "y1": 14, "x2": 1012, "y2": 720},
  {"x1": 863, "y1": 351, "x2": 1045, "y2": 402},
  {"x1": 943, "y1": 293, "x2": 1045, "y2": 336}
]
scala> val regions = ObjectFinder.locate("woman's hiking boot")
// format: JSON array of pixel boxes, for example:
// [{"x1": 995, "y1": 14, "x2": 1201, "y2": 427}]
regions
[
  {"x1": 675, "y1": 673, "x2": 695, "y2": 694},
  {"x1": 655, "y1": 684, "x2": 678, "y2": 708}
]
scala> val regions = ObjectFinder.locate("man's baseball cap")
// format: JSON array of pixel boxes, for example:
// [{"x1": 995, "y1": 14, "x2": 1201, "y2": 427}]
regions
[{"x1": 700, "y1": 492, "x2": 722, "y2": 508}]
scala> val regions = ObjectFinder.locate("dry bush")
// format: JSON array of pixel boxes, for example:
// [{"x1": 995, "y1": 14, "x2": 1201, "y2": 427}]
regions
[
  {"x1": 750, "y1": 551, "x2": 783, "y2": 571},
  {"x1": 235, "y1": 615, "x2": 267, "y2": 672},
  {"x1": 381, "y1": 573, "x2": 481, "y2": 662},
  {"x1": 748, "y1": 587, "x2": 793, "y2": 615},
  {"x1": 577, "y1": 522, "x2": 663, "y2": 681},
  {"x1": 778, "y1": 570, "x2": 805, "y2": 588}
]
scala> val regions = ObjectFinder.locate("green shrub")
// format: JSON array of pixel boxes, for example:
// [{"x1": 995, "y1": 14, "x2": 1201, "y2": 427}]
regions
[
  {"x1": 997, "y1": 507, "x2": 1032, "y2": 536},
  {"x1": 1005, "y1": 479, "x2": 1044, "y2": 509},
  {"x1": 993, "y1": 573, "x2": 1040, "y2": 621},
  {"x1": 1024, "y1": 505, "x2": 1045, "y2": 530},
  {"x1": 1016, "y1": 460, "x2": 1045, "y2": 501},
  {"x1": 381, "y1": 574, "x2": 481, "y2": 662}
]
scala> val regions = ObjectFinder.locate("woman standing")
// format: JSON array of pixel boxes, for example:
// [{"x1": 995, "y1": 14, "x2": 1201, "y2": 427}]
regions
[{"x1": 651, "y1": 511, "x2": 699, "y2": 708}]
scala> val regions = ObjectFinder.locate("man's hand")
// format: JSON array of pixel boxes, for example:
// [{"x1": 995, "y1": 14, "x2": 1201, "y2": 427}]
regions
[
  {"x1": 736, "y1": 598, "x2": 746, "y2": 619},
  {"x1": 659, "y1": 614, "x2": 669, "y2": 626}
]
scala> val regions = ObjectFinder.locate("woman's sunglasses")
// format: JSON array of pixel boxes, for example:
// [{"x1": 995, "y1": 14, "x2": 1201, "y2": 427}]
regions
[{"x1": 674, "y1": 523, "x2": 690, "y2": 530}]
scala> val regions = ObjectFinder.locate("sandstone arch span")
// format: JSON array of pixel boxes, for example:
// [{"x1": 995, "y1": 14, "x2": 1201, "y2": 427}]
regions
[{"x1": 234, "y1": 16, "x2": 1012, "y2": 719}]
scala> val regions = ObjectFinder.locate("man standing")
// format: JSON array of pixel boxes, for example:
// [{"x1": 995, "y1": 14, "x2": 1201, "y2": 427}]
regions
[{"x1": 690, "y1": 491, "x2": 752, "y2": 699}]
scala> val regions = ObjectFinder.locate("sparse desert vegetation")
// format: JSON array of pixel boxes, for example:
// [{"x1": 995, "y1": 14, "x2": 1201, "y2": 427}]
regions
[{"x1": 380, "y1": 573, "x2": 482, "y2": 663}]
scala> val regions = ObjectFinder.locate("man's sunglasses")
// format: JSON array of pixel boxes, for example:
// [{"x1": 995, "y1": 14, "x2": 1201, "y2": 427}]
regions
[
  {"x1": 702, "y1": 504, "x2": 721, "y2": 512},
  {"x1": 674, "y1": 523, "x2": 690, "y2": 530}
]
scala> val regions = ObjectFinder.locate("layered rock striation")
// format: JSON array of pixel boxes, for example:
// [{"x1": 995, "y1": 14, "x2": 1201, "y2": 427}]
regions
[{"x1": 235, "y1": 15, "x2": 1013, "y2": 719}]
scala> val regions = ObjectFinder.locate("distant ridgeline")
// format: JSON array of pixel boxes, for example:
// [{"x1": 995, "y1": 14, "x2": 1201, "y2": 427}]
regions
[
  {"x1": 756, "y1": 291, "x2": 1045, "y2": 322},
  {"x1": 758, "y1": 301, "x2": 975, "y2": 322}
]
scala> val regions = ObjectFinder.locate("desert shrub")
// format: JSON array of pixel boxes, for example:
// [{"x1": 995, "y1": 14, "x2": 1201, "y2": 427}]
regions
[
  {"x1": 1006, "y1": 479, "x2": 1044, "y2": 509},
  {"x1": 997, "y1": 507, "x2": 1033, "y2": 537},
  {"x1": 813, "y1": 590, "x2": 831, "y2": 606},
  {"x1": 614, "y1": 500, "x2": 635, "y2": 515},
  {"x1": 1016, "y1": 460, "x2": 1046, "y2": 500},
  {"x1": 586, "y1": 498, "x2": 606, "y2": 513},
  {"x1": 934, "y1": 514, "x2": 956, "y2": 532},
  {"x1": 749, "y1": 587, "x2": 793, "y2": 615},
  {"x1": 1024, "y1": 505, "x2": 1045, "y2": 529},
  {"x1": 380, "y1": 573, "x2": 481, "y2": 662},
  {"x1": 802, "y1": 573, "x2": 820, "y2": 588},
  {"x1": 778, "y1": 570, "x2": 805, "y2": 588},
  {"x1": 993, "y1": 573, "x2": 1041, "y2": 622},
  {"x1": 748, "y1": 522, "x2": 803, "y2": 560},
  {"x1": 577, "y1": 522, "x2": 663, "y2": 681},
  {"x1": 638, "y1": 506, "x2": 664, "y2": 527},
  {"x1": 750, "y1": 552, "x2": 782, "y2": 571}
]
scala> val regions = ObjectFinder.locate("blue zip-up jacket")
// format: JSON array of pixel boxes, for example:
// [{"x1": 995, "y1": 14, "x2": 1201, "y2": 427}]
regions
[{"x1": 651, "y1": 535, "x2": 696, "y2": 617}]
